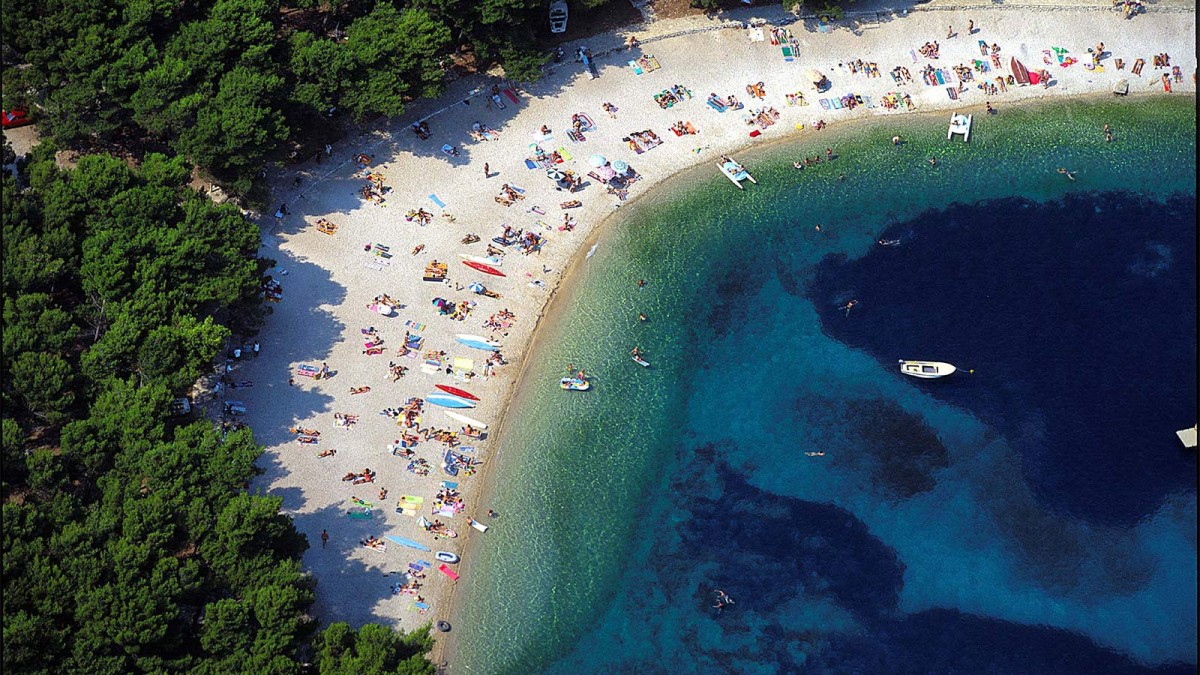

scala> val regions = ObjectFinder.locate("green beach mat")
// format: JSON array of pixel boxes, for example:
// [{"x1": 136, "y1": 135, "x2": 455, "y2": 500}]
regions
[{"x1": 556, "y1": 148, "x2": 573, "y2": 161}]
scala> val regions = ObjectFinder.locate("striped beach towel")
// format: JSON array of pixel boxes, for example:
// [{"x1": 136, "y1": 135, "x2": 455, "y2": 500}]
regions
[{"x1": 405, "y1": 320, "x2": 426, "y2": 331}]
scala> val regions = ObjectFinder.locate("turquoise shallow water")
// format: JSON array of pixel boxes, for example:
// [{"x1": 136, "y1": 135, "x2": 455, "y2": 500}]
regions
[{"x1": 452, "y1": 96, "x2": 1197, "y2": 673}]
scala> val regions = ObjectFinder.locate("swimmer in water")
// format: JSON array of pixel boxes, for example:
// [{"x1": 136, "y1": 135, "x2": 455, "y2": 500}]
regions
[
  {"x1": 841, "y1": 299, "x2": 858, "y2": 316},
  {"x1": 638, "y1": 313, "x2": 647, "y2": 322},
  {"x1": 928, "y1": 156, "x2": 937, "y2": 166},
  {"x1": 793, "y1": 161, "x2": 804, "y2": 170},
  {"x1": 637, "y1": 279, "x2": 646, "y2": 288},
  {"x1": 1057, "y1": 167, "x2": 1076, "y2": 181}
]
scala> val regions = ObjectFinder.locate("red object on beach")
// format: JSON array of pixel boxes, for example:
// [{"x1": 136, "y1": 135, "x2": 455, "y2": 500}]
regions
[
  {"x1": 439, "y1": 563, "x2": 460, "y2": 581},
  {"x1": 435, "y1": 384, "x2": 480, "y2": 401},
  {"x1": 749, "y1": 129, "x2": 761, "y2": 138},
  {"x1": 463, "y1": 260, "x2": 506, "y2": 277}
]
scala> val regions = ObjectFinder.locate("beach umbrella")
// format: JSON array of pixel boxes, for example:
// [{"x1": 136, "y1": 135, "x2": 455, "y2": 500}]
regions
[
  {"x1": 612, "y1": 160, "x2": 629, "y2": 174},
  {"x1": 547, "y1": 168, "x2": 565, "y2": 181},
  {"x1": 588, "y1": 153, "x2": 607, "y2": 168},
  {"x1": 806, "y1": 69, "x2": 825, "y2": 83},
  {"x1": 468, "y1": 282, "x2": 485, "y2": 294}
]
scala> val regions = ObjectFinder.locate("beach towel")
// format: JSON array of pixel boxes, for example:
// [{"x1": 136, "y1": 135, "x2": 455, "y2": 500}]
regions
[
  {"x1": 749, "y1": 27, "x2": 764, "y2": 42},
  {"x1": 935, "y1": 70, "x2": 945, "y2": 85},
  {"x1": 413, "y1": 602, "x2": 430, "y2": 612},
  {"x1": 416, "y1": 559, "x2": 433, "y2": 568},
  {"x1": 504, "y1": 89, "x2": 519, "y2": 104},
  {"x1": 911, "y1": 49, "x2": 919, "y2": 63},
  {"x1": 629, "y1": 60, "x2": 644, "y2": 75},
  {"x1": 441, "y1": 481, "x2": 459, "y2": 489},
  {"x1": 556, "y1": 148, "x2": 573, "y2": 161},
  {"x1": 946, "y1": 87, "x2": 958, "y2": 100},
  {"x1": 831, "y1": 98, "x2": 843, "y2": 109},
  {"x1": 819, "y1": 99, "x2": 831, "y2": 110},
  {"x1": 524, "y1": 158, "x2": 537, "y2": 169},
  {"x1": 429, "y1": 194, "x2": 446, "y2": 208},
  {"x1": 405, "y1": 320, "x2": 426, "y2": 331},
  {"x1": 782, "y1": 46, "x2": 795, "y2": 62},
  {"x1": 364, "y1": 262, "x2": 385, "y2": 271},
  {"x1": 439, "y1": 564, "x2": 460, "y2": 581},
  {"x1": 435, "y1": 506, "x2": 456, "y2": 517}
]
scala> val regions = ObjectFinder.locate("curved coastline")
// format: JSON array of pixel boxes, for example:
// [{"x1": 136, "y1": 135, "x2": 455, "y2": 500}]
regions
[
  {"x1": 235, "y1": 4, "x2": 1196, "y2": 670},
  {"x1": 442, "y1": 92, "x2": 1197, "y2": 672}
]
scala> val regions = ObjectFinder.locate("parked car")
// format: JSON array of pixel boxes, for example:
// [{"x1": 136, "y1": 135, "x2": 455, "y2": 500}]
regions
[
  {"x1": 549, "y1": 1, "x2": 568, "y2": 34},
  {"x1": 2, "y1": 108, "x2": 32, "y2": 128},
  {"x1": 168, "y1": 397, "x2": 193, "y2": 417}
]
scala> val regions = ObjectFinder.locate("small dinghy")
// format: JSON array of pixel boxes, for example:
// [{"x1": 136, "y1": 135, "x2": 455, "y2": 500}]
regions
[
  {"x1": 718, "y1": 156, "x2": 757, "y2": 189},
  {"x1": 947, "y1": 112, "x2": 972, "y2": 142},
  {"x1": 560, "y1": 377, "x2": 590, "y2": 391},
  {"x1": 436, "y1": 551, "x2": 460, "y2": 563},
  {"x1": 898, "y1": 360, "x2": 957, "y2": 379}
]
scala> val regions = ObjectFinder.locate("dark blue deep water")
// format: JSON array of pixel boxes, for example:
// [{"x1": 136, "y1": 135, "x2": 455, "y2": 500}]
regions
[{"x1": 807, "y1": 192, "x2": 1198, "y2": 525}]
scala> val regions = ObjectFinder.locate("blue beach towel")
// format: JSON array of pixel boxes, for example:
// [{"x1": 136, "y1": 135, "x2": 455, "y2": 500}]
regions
[
  {"x1": 429, "y1": 194, "x2": 446, "y2": 208},
  {"x1": 416, "y1": 559, "x2": 433, "y2": 569},
  {"x1": 525, "y1": 158, "x2": 537, "y2": 169},
  {"x1": 629, "y1": 60, "x2": 644, "y2": 75}
]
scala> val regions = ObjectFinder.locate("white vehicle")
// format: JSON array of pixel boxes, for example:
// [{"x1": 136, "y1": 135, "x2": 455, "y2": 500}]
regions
[{"x1": 549, "y1": 1, "x2": 568, "y2": 34}]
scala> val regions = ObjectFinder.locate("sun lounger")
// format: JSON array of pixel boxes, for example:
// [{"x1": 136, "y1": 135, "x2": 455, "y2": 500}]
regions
[
  {"x1": 438, "y1": 564, "x2": 460, "y2": 581},
  {"x1": 781, "y1": 45, "x2": 795, "y2": 62}
]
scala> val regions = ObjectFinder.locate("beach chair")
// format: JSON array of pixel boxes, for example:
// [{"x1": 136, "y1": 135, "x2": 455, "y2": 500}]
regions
[{"x1": 781, "y1": 45, "x2": 795, "y2": 62}]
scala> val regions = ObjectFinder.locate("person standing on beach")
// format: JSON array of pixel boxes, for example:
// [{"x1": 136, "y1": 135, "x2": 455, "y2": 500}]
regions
[
  {"x1": 321, "y1": 529, "x2": 329, "y2": 548},
  {"x1": 484, "y1": 162, "x2": 490, "y2": 178},
  {"x1": 967, "y1": 19, "x2": 974, "y2": 34}
]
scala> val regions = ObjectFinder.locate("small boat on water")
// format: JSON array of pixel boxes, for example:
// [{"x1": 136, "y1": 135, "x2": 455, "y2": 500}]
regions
[
  {"x1": 435, "y1": 384, "x2": 480, "y2": 401},
  {"x1": 899, "y1": 360, "x2": 957, "y2": 379},
  {"x1": 1177, "y1": 425, "x2": 1198, "y2": 448},
  {"x1": 560, "y1": 377, "x2": 590, "y2": 391},
  {"x1": 948, "y1": 113, "x2": 972, "y2": 142},
  {"x1": 718, "y1": 156, "x2": 757, "y2": 189},
  {"x1": 436, "y1": 551, "x2": 460, "y2": 564}
]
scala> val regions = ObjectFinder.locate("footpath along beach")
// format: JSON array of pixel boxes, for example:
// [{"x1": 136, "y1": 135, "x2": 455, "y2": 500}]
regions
[{"x1": 229, "y1": 0, "x2": 1196, "y2": 654}]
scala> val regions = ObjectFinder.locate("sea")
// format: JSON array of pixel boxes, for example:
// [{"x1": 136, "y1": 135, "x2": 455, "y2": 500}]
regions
[{"x1": 450, "y1": 96, "x2": 1198, "y2": 674}]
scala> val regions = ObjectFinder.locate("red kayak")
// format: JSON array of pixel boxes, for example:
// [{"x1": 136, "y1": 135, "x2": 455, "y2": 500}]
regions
[
  {"x1": 435, "y1": 384, "x2": 480, "y2": 401},
  {"x1": 463, "y1": 260, "x2": 506, "y2": 277}
]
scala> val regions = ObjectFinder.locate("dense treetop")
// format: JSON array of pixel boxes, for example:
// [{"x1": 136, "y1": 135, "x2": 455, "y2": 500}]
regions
[
  {"x1": 1, "y1": 145, "x2": 434, "y2": 673},
  {"x1": 1, "y1": 0, "x2": 611, "y2": 191}
]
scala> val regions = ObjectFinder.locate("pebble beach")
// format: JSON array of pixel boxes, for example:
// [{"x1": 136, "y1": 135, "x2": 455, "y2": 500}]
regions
[{"x1": 228, "y1": 0, "x2": 1196, "y2": 657}]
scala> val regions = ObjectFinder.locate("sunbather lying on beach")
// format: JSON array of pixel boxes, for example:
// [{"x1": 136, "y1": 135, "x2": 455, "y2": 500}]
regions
[{"x1": 350, "y1": 386, "x2": 371, "y2": 394}]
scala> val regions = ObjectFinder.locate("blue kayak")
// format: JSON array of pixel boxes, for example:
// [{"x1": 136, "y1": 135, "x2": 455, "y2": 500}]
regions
[
  {"x1": 385, "y1": 535, "x2": 431, "y2": 552},
  {"x1": 426, "y1": 393, "x2": 477, "y2": 409},
  {"x1": 455, "y1": 333, "x2": 502, "y2": 351}
]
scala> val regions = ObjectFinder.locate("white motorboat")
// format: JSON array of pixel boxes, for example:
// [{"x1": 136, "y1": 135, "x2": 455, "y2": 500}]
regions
[
  {"x1": 1177, "y1": 425, "x2": 1197, "y2": 448},
  {"x1": 718, "y1": 157, "x2": 757, "y2": 189},
  {"x1": 947, "y1": 112, "x2": 972, "y2": 142},
  {"x1": 898, "y1": 360, "x2": 957, "y2": 379}
]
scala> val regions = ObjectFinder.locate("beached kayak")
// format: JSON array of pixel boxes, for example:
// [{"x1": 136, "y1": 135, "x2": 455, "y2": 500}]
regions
[
  {"x1": 455, "y1": 334, "x2": 502, "y2": 351},
  {"x1": 436, "y1": 551, "x2": 460, "y2": 563},
  {"x1": 385, "y1": 535, "x2": 431, "y2": 552},
  {"x1": 435, "y1": 384, "x2": 480, "y2": 401},
  {"x1": 462, "y1": 260, "x2": 506, "y2": 277},
  {"x1": 445, "y1": 410, "x2": 488, "y2": 429},
  {"x1": 426, "y1": 393, "x2": 477, "y2": 409}
]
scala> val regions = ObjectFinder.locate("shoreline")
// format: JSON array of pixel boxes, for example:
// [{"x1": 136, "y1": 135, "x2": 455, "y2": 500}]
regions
[
  {"x1": 234, "y1": 4, "x2": 1195, "y2": 668},
  {"x1": 431, "y1": 87, "x2": 1192, "y2": 667}
]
